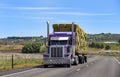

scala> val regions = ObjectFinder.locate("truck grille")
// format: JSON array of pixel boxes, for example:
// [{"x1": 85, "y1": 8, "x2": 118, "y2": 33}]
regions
[{"x1": 51, "y1": 47, "x2": 63, "y2": 57}]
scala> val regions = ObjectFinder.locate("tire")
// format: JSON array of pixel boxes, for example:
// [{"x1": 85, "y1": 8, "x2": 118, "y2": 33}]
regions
[
  {"x1": 74, "y1": 57, "x2": 79, "y2": 65},
  {"x1": 78, "y1": 56, "x2": 82, "y2": 64},
  {"x1": 75, "y1": 60, "x2": 78, "y2": 65},
  {"x1": 82, "y1": 56, "x2": 85, "y2": 64},
  {"x1": 67, "y1": 64, "x2": 71, "y2": 68},
  {"x1": 44, "y1": 65, "x2": 48, "y2": 68},
  {"x1": 84, "y1": 56, "x2": 87, "y2": 63}
]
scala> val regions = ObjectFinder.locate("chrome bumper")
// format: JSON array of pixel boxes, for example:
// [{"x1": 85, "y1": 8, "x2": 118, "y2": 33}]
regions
[{"x1": 43, "y1": 58, "x2": 70, "y2": 65}]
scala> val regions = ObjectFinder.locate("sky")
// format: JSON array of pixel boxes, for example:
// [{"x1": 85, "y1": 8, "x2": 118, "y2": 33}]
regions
[{"x1": 0, "y1": 0, "x2": 120, "y2": 38}]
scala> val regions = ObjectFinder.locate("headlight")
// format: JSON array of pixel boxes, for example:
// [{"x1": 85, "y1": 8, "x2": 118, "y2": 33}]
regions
[{"x1": 50, "y1": 59, "x2": 52, "y2": 62}]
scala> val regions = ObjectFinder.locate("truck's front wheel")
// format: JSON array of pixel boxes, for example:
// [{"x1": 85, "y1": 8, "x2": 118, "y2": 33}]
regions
[
  {"x1": 74, "y1": 56, "x2": 79, "y2": 65},
  {"x1": 67, "y1": 64, "x2": 71, "y2": 67},
  {"x1": 44, "y1": 65, "x2": 48, "y2": 68}
]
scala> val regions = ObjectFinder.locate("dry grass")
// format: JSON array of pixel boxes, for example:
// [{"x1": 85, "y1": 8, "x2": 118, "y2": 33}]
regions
[
  {"x1": 86, "y1": 47, "x2": 104, "y2": 53},
  {"x1": 0, "y1": 45, "x2": 23, "y2": 50},
  {"x1": 0, "y1": 53, "x2": 43, "y2": 70},
  {"x1": 0, "y1": 58, "x2": 43, "y2": 70}
]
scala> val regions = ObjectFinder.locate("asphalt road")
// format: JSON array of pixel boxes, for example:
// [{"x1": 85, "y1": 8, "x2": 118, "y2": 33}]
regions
[{"x1": 0, "y1": 56, "x2": 120, "y2": 77}]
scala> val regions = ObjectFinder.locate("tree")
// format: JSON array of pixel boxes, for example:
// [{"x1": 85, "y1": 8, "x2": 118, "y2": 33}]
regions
[
  {"x1": 22, "y1": 42, "x2": 42, "y2": 53},
  {"x1": 105, "y1": 45, "x2": 110, "y2": 50},
  {"x1": 22, "y1": 43, "x2": 33, "y2": 53},
  {"x1": 118, "y1": 39, "x2": 120, "y2": 45},
  {"x1": 40, "y1": 44, "x2": 46, "y2": 53},
  {"x1": 95, "y1": 43, "x2": 99, "y2": 48},
  {"x1": 100, "y1": 43, "x2": 104, "y2": 49},
  {"x1": 101, "y1": 33, "x2": 105, "y2": 35},
  {"x1": 90, "y1": 42, "x2": 96, "y2": 48}
]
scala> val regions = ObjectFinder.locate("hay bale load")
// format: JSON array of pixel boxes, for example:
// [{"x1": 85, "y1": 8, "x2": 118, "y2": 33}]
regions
[{"x1": 53, "y1": 24, "x2": 87, "y2": 53}]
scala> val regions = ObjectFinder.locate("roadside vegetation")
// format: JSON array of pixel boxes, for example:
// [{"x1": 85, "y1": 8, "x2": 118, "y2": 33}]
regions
[
  {"x1": 88, "y1": 42, "x2": 120, "y2": 51},
  {"x1": 22, "y1": 42, "x2": 45, "y2": 53},
  {"x1": 0, "y1": 53, "x2": 43, "y2": 71},
  {"x1": 0, "y1": 41, "x2": 45, "y2": 71},
  {"x1": 101, "y1": 53, "x2": 120, "y2": 57},
  {"x1": 88, "y1": 41, "x2": 120, "y2": 57},
  {"x1": 118, "y1": 39, "x2": 120, "y2": 45},
  {"x1": 0, "y1": 58, "x2": 43, "y2": 70},
  {"x1": 87, "y1": 33, "x2": 120, "y2": 42},
  {"x1": 0, "y1": 45, "x2": 23, "y2": 51}
]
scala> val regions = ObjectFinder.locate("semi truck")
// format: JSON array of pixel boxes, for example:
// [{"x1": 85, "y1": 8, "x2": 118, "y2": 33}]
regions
[{"x1": 43, "y1": 22, "x2": 87, "y2": 68}]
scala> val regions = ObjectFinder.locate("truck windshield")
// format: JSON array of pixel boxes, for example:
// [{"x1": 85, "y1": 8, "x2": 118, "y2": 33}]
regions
[{"x1": 50, "y1": 40, "x2": 68, "y2": 45}]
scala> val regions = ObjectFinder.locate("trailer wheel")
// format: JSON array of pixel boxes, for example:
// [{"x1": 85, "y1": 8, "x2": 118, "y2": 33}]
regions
[
  {"x1": 84, "y1": 56, "x2": 87, "y2": 63},
  {"x1": 82, "y1": 56, "x2": 85, "y2": 64},
  {"x1": 78, "y1": 56, "x2": 82, "y2": 64},
  {"x1": 75, "y1": 59, "x2": 78, "y2": 65}
]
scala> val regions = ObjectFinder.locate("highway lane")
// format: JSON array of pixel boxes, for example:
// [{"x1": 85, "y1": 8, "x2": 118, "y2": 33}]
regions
[
  {"x1": 70, "y1": 57, "x2": 120, "y2": 77},
  {"x1": 0, "y1": 56, "x2": 120, "y2": 77},
  {"x1": 118, "y1": 58, "x2": 120, "y2": 62},
  {"x1": 114, "y1": 57, "x2": 120, "y2": 64}
]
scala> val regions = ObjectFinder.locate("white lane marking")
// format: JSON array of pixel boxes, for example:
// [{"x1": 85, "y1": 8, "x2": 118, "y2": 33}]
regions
[
  {"x1": 0, "y1": 68, "x2": 39, "y2": 77},
  {"x1": 113, "y1": 57, "x2": 120, "y2": 65}
]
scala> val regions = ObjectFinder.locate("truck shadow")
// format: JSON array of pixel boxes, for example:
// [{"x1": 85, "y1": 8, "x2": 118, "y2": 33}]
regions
[{"x1": 35, "y1": 65, "x2": 70, "y2": 68}]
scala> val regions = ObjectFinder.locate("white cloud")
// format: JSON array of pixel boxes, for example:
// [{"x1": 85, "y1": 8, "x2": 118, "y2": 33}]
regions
[
  {"x1": 15, "y1": 7, "x2": 71, "y2": 10},
  {"x1": 0, "y1": 7, "x2": 72, "y2": 10},
  {"x1": 28, "y1": 16, "x2": 55, "y2": 20},
  {"x1": 0, "y1": 14, "x2": 55, "y2": 20},
  {"x1": 23, "y1": 12, "x2": 115, "y2": 16},
  {"x1": 40, "y1": 12, "x2": 115, "y2": 16}
]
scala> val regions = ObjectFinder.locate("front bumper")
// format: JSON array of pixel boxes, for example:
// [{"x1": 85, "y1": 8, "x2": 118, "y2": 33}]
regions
[{"x1": 43, "y1": 58, "x2": 71, "y2": 65}]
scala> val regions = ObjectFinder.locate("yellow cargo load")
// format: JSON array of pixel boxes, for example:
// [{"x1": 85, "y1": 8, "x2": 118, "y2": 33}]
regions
[{"x1": 53, "y1": 24, "x2": 87, "y2": 53}]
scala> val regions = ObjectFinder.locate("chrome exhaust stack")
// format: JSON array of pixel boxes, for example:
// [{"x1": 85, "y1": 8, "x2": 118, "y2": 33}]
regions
[
  {"x1": 46, "y1": 21, "x2": 49, "y2": 54},
  {"x1": 72, "y1": 22, "x2": 75, "y2": 56}
]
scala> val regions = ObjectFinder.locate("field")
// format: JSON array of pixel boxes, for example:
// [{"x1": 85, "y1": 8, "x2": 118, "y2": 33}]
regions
[
  {"x1": 86, "y1": 47, "x2": 104, "y2": 53},
  {"x1": 0, "y1": 44, "x2": 119, "y2": 71},
  {"x1": 109, "y1": 44, "x2": 120, "y2": 51},
  {"x1": 0, "y1": 45, "x2": 23, "y2": 51},
  {"x1": 0, "y1": 53, "x2": 43, "y2": 70},
  {"x1": 87, "y1": 47, "x2": 120, "y2": 57},
  {"x1": 0, "y1": 44, "x2": 44, "y2": 71},
  {"x1": 101, "y1": 53, "x2": 120, "y2": 57}
]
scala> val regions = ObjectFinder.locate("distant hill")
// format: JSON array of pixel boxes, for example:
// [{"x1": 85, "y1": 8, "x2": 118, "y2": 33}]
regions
[
  {"x1": 87, "y1": 33, "x2": 120, "y2": 42},
  {"x1": 0, "y1": 33, "x2": 120, "y2": 44},
  {"x1": 0, "y1": 36, "x2": 46, "y2": 45}
]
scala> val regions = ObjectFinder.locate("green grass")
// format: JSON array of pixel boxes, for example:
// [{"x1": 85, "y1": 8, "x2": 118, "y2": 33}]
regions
[
  {"x1": 0, "y1": 59, "x2": 43, "y2": 70},
  {"x1": 109, "y1": 44, "x2": 120, "y2": 51}
]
